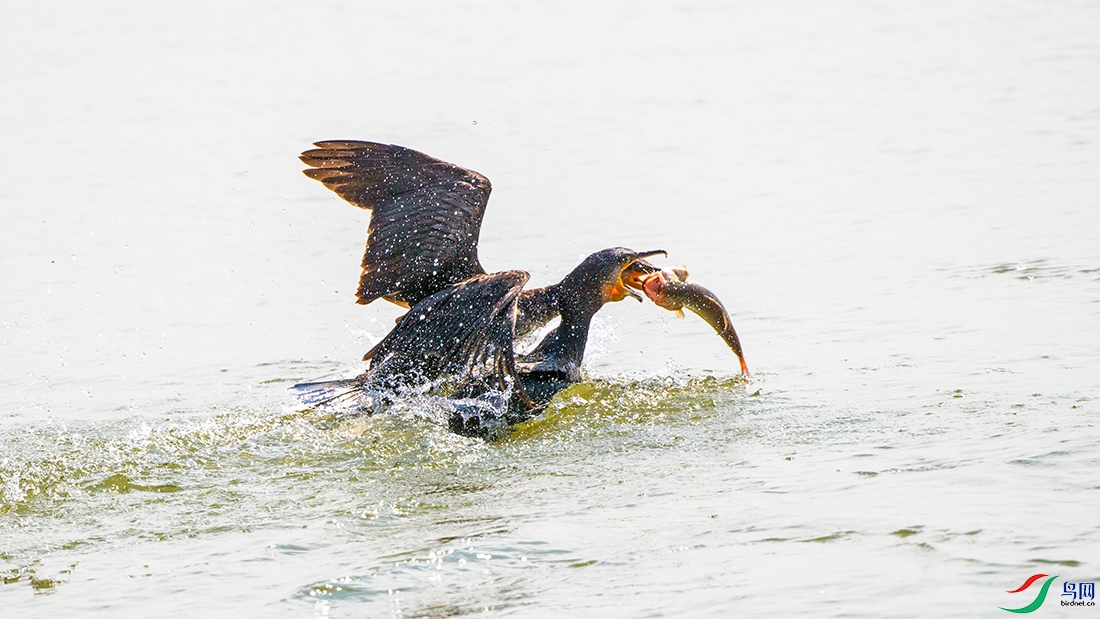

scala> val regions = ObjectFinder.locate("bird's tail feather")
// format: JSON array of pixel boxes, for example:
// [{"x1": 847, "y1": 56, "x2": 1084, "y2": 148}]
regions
[{"x1": 289, "y1": 378, "x2": 363, "y2": 407}]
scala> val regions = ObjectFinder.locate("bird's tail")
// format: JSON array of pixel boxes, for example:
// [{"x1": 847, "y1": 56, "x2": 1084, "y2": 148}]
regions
[{"x1": 289, "y1": 378, "x2": 364, "y2": 407}]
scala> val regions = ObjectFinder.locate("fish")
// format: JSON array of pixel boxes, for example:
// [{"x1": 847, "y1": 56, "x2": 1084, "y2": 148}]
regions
[{"x1": 634, "y1": 266, "x2": 749, "y2": 375}]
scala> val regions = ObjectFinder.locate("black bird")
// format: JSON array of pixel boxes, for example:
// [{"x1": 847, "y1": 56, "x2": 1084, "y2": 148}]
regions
[{"x1": 291, "y1": 141, "x2": 668, "y2": 436}]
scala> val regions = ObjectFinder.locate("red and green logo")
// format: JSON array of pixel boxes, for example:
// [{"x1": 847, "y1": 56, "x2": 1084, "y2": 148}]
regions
[{"x1": 1000, "y1": 574, "x2": 1058, "y2": 613}]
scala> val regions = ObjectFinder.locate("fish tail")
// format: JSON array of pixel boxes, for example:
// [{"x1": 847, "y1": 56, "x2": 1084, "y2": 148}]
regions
[{"x1": 718, "y1": 322, "x2": 749, "y2": 375}]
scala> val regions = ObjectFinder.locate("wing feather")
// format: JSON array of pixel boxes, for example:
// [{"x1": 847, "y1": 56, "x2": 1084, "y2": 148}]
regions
[
  {"x1": 301, "y1": 140, "x2": 491, "y2": 306},
  {"x1": 363, "y1": 271, "x2": 533, "y2": 404}
]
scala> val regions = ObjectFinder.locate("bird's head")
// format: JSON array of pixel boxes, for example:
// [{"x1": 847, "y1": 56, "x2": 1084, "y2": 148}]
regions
[{"x1": 558, "y1": 247, "x2": 667, "y2": 312}]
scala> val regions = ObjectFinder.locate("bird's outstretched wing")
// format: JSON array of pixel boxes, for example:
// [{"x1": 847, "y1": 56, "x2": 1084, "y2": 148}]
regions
[
  {"x1": 363, "y1": 270, "x2": 535, "y2": 404},
  {"x1": 300, "y1": 140, "x2": 491, "y2": 307}
]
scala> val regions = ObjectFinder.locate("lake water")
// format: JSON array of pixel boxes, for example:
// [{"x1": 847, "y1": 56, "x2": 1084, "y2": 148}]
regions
[{"x1": 2, "y1": 1, "x2": 1099, "y2": 616}]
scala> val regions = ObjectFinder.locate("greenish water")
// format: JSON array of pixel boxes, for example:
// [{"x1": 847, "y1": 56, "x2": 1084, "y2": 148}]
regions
[{"x1": 3, "y1": 0, "x2": 1099, "y2": 616}]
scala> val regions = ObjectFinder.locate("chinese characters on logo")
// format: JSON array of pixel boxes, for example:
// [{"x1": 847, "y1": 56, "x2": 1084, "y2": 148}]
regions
[{"x1": 1062, "y1": 581, "x2": 1097, "y2": 608}]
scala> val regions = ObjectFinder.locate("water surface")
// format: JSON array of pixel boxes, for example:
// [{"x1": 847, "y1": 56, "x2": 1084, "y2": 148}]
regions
[{"x1": 2, "y1": 1, "x2": 1099, "y2": 616}]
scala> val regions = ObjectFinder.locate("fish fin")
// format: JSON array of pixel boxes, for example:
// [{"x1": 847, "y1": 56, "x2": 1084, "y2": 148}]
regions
[{"x1": 674, "y1": 309, "x2": 685, "y2": 319}]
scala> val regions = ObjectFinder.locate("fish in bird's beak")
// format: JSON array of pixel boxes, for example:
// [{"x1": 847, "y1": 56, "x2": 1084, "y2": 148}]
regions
[
  {"x1": 607, "y1": 250, "x2": 667, "y2": 303},
  {"x1": 621, "y1": 259, "x2": 660, "y2": 291},
  {"x1": 619, "y1": 251, "x2": 666, "y2": 296},
  {"x1": 631, "y1": 265, "x2": 749, "y2": 376}
]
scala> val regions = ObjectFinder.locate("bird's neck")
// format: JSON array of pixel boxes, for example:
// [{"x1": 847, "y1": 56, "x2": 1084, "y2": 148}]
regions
[
  {"x1": 527, "y1": 286, "x2": 598, "y2": 368},
  {"x1": 515, "y1": 285, "x2": 561, "y2": 338}
]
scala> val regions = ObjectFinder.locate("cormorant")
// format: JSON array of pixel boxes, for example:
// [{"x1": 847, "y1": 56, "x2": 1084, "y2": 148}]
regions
[{"x1": 291, "y1": 141, "x2": 745, "y2": 437}]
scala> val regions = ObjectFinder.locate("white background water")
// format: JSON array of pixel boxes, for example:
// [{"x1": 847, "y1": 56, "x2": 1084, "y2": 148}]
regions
[{"x1": 2, "y1": 1, "x2": 1098, "y2": 616}]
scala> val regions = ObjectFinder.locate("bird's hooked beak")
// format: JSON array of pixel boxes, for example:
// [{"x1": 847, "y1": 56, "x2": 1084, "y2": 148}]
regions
[{"x1": 630, "y1": 249, "x2": 668, "y2": 262}]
